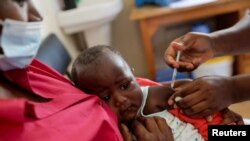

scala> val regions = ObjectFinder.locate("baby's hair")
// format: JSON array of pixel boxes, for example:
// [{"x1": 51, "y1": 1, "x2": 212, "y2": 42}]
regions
[
  {"x1": 13, "y1": 0, "x2": 27, "y2": 7},
  {"x1": 74, "y1": 45, "x2": 120, "y2": 66},
  {"x1": 14, "y1": 0, "x2": 26, "y2": 2},
  {"x1": 71, "y1": 45, "x2": 121, "y2": 84}
]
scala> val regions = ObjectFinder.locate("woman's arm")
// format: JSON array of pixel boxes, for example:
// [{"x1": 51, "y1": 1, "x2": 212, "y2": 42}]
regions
[
  {"x1": 164, "y1": 11, "x2": 250, "y2": 72},
  {"x1": 211, "y1": 12, "x2": 250, "y2": 56}
]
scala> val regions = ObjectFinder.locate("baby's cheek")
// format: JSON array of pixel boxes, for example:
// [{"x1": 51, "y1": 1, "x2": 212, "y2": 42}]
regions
[{"x1": 109, "y1": 105, "x2": 122, "y2": 119}]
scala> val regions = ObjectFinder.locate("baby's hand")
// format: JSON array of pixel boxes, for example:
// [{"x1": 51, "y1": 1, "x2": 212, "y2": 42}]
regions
[{"x1": 220, "y1": 108, "x2": 244, "y2": 125}]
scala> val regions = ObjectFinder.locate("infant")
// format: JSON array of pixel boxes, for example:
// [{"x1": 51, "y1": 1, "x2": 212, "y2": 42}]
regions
[{"x1": 71, "y1": 45, "x2": 223, "y2": 141}]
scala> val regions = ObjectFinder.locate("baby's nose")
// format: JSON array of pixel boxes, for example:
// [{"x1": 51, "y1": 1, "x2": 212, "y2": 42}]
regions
[{"x1": 114, "y1": 94, "x2": 127, "y2": 107}]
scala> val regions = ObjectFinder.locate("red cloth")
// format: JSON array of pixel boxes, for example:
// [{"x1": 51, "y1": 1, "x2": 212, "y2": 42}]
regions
[
  {"x1": 136, "y1": 77, "x2": 223, "y2": 141},
  {"x1": 0, "y1": 59, "x2": 123, "y2": 141}
]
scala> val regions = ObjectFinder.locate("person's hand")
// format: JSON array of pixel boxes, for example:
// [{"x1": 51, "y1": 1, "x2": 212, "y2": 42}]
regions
[
  {"x1": 168, "y1": 76, "x2": 235, "y2": 118},
  {"x1": 164, "y1": 32, "x2": 215, "y2": 72},
  {"x1": 220, "y1": 108, "x2": 244, "y2": 125},
  {"x1": 120, "y1": 117, "x2": 174, "y2": 141},
  {"x1": 27, "y1": 0, "x2": 42, "y2": 21}
]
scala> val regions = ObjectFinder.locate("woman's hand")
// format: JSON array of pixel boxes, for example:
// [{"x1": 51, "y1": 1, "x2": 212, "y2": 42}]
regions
[
  {"x1": 120, "y1": 117, "x2": 174, "y2": 141},
  {"x1": 168, "y1": 76, "x2": 235, "y2": 118},
  {"x1": 164, "y1": 32, "x2": 215, "y2": 72}
]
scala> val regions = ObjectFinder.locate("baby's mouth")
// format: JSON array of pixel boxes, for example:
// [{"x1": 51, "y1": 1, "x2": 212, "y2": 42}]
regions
[
  {"x1": 122, "y1": 106, "x2": 132, "y2": 114},
  {"x1": 121, "y1": 106, "x2": 137, "y2": 118}
]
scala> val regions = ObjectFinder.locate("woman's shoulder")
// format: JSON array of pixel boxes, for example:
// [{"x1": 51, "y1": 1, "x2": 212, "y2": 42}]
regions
[
  {"x1": 0, "y1": 76, "x2": 20, "y2": 98},
  {"x1": 0, "y1": 75, "x2": 47, "y2": 102}
]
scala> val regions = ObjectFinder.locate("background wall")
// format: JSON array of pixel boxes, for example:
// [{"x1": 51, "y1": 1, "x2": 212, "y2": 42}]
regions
[
  {"x1": 112, "y1": 0, "x2": 148, "y2": 78},
  {"x1": 32, "y1": 0, "x2": 151, "y2": 78},
  {"x1": 32, "y1": 0, "x2": 78, "y2": 63}
]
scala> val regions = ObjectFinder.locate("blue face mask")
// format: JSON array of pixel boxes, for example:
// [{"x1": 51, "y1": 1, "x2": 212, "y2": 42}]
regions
[{"x1": 0, "y1": 19, "x2": 42, "y2": 71}]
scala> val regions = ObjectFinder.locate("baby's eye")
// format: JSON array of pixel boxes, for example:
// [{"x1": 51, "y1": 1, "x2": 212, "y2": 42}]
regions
[
  {"x1": 120, "y1": 82, "x2": 130, "y2": 90},
  {"x1": 14, "y1": 0, "x2": 25, "y2": 7},
  {"x1": 102, "y1": 95, "x2": 111, "y2": 103}
]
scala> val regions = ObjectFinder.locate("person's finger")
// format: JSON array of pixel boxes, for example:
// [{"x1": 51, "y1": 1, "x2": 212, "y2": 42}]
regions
[
  {"x1": 165, "y1": 42, "x2": 185, "y2": 68},
  {"x1": 220, "y1": 109, "x2": 244, "y2": 125},
  {"x1": 220, "y1": 117, "x2": 236, "y2": 125},
  {"x1": 169, "y1": 81, "x2": 200, "y2": 106},
  {"x1": 220, "y1": 109, "x2": 235, "y2": 125},
  {"x1": 237, "y1": 120, "x2": 245, "y2": 125},
  {"x1": 179, "y1": 34, "x2": 202, "y2": 71},
  {"x1": 138, "y1": 117, "x2": 159, "y2": 133},
  {"x1": 172, "y1": 97, "x2": 182, "y2": 109},
  {"x1": 168, "y1": 82, "x2": 195, "y2": 106},
  {"x1": 132, "y1": 119, "x2": 148, "y2": 137},
  {"x1": 181, "y1": 33, "x2": 196, "y2": 48},
  {"x1": 172, "y1": 41, "x2": 186, "y2": 50},
  {"x1": 192, "y1": 57, "x2": 203, "y2": 67},
  {"x1": 176, "y1": 61, "x2": 195, "y2": 72},
  {"x1": 182, "y1": 100, "x2": 210, "y2": 116},
  {"x1": 120, "y1": 123, "x2": 133, "y2": 141},
  {"x1": 177, "y1": 91, "x2": 204, "y2": 109},
  {"x1": 154, "y1": 117, "x2": 169, "y2": 133},
  {"x1": 155, "y1": 117, "x2": 174, "y2": 140},
  {"x1": 165, "y1": 41, "x2": 197, "y2": 71},
  {"x1": 165, "y1": 54, "x2": 179, "y2": 68},
  {"x1": 168, "y1": 92, "x2": 180, "y2": 106},
  {"x1": 178, "y1": 51, "x2": 198, "y2": 70}
]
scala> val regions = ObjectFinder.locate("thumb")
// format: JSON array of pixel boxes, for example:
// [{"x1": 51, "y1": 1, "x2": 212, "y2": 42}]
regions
[
  {"x1": 120, "y1": 123, "x2": 133, "y2": 141},
  {"x1": 172, "y1": 42, "x2": 186, "y2": 51},
  {"x1": 180, "y1": 33, "x2": 196, "y2": 49},
  {"x1": 168, "y1": 81, "x2": 193, "y2": 106},
  {"x1": 168, "y1": 88, "x2": 182, "y2": 106}
]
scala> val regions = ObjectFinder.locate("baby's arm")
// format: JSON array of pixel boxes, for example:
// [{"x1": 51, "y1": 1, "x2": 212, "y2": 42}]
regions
[
  {"x1": 145, "y1": 79, "x2": 192, "y2": 114},
  {"x1": 145, "y1": 85, "x2": 175, "y2": 114}
]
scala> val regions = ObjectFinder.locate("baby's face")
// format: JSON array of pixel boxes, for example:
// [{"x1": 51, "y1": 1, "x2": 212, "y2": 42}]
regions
[{"x1": 77, "y1": 53, "x2": 142, "y2": 124}]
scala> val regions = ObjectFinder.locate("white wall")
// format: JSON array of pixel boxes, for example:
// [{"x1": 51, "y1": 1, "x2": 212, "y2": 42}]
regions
[
  {"x1": 32, "y1": 0, "x2": 150, "y2": 78},
  {"x1": 32, "y1": 0, "x2": 79, "y2": 61},
  {"x1": 112, "y1": 0, "x2": 149, "y2": 78}
]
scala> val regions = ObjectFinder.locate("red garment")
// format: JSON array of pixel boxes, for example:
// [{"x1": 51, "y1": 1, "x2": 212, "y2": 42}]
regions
[
  {"x1": 136, "y1": 77, "x2": 223, "y2": 141},
  {"x1": 0, "y1": 59, "x2": 123, "y2": 141}
]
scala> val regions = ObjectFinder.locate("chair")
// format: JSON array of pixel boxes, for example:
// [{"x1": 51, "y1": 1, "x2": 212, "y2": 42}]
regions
[{"x1": 35, "y1": 34, "x2": 71, "y2": 76}]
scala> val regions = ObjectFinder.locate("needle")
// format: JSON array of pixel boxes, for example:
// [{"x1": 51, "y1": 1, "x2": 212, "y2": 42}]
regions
[{"x1": 171, "y1": 51, "x2": 181, "y2": 88}]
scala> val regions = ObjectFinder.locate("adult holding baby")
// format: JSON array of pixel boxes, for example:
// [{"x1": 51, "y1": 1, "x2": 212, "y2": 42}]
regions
[{"x1": 0, "y1": 0, "x2": 173, "y2": 141}]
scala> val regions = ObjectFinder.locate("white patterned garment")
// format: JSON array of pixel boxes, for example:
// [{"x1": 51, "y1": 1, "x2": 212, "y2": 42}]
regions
[{"x1": 137, "y1": 86, "x2": 204, "y2": 141}]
